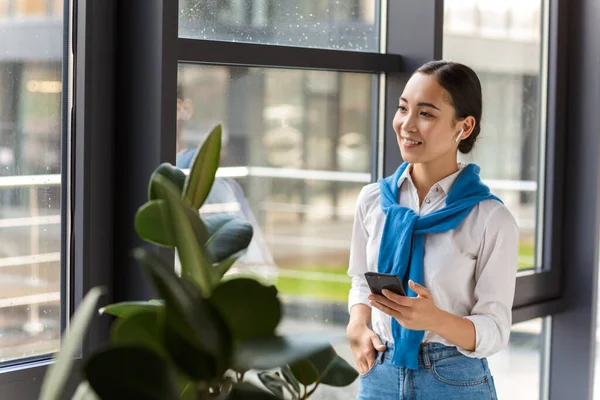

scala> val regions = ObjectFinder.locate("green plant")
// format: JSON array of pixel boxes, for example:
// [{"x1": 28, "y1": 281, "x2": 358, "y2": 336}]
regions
[{"x1": 39, "y1": 125, "x2": 358, "y2": 400}]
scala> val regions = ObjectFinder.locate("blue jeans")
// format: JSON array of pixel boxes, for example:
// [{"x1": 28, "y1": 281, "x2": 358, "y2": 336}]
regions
[{"x1": 357, "y1": 342, "x2": 497, "y2": 400}]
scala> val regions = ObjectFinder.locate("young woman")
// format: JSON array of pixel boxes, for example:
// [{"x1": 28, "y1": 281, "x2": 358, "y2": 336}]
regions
[{"x1": 347, "y1": 61, "x2": 518, "y2": 399}]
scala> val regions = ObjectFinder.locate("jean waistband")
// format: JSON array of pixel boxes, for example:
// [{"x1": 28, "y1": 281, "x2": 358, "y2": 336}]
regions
[{"x1": 381, "y1": 341, "x2": 462, "y2": 367}]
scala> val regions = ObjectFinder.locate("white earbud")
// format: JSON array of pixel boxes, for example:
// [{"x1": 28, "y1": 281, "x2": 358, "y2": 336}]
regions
[{"x1": 455, "y1": 128, "x2": 464, "y2": 143}]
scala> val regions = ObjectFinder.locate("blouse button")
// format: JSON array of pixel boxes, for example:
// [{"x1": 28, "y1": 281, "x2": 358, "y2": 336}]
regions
[
  {"x1": 435, "y1": 188, "x2": 439, "y2": 193},
  {"x1": 425, "y1": 198, "x2": 431, "y2": 204}
]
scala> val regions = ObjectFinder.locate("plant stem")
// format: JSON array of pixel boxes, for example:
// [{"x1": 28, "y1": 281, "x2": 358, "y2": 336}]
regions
[{"x1": 304, "y1": 381, "x2": 321, "y2": 399}]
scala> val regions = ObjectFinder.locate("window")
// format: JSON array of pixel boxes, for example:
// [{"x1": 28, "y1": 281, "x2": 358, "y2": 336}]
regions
[
  {"x1": 488, "y1": 318, "x2": 547, "y2": 399},
  {"x1": 444, "y1": 1, "x2": 551, "y2": 398},
  {"x1": 177, "y1": 64, "x2": 374, "y2": 299},
  {"x1": 179, "y1": 0, "x2": 380, "y2": 52},
  {"x1": 176, "y1": 63, "x2": 375, "y2": 399},
  {"x1": 0, "y1": 1, "x2": 65, "y2": 363},
  {"x1": 444, "y1": 0, "x2": 546, "y2": 272}
]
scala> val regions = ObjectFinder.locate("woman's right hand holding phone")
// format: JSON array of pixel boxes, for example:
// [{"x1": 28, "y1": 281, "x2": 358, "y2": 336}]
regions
[{"x1": 347, "y1": 305, "x2": 387, "y2": 374}]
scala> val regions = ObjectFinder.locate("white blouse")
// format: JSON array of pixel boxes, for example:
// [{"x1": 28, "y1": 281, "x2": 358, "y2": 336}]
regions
[{"x1": 347, "y1": 163, "x2": 519, "y2": 358}]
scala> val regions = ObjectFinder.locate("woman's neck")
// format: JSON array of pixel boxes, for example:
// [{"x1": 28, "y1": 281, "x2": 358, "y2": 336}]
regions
[{"x1": 410, "y1": 158, "x2": 459, "y2": 203}]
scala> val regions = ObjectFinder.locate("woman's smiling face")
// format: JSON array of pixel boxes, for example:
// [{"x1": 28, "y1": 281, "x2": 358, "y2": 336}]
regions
[{"x1": 393, "y1": 72, "x2": 466, "y2": 165}]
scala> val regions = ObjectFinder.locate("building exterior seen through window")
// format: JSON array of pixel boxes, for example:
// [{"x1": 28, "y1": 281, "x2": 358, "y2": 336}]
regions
[
  {"x1": 179, "y1": 0, "x2": 379, "y2": 52},
  {"x1": 0, "y1": 0, "x2": 63, "y2": 363}
]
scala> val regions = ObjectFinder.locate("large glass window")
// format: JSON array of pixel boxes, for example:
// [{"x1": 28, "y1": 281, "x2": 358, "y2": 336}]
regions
[
  {"x1": 488, "y1": 319, "x2": 546, "y2": 399},
  {"x1": 177, "y1": 65, "x2": 374, "y2": 397},
  {"x1": 444, "y1": 1, "x2": 548, "y2": 398},
  {"x1": 444, "y1": 0, "x2": 545, "y2": 272},
  {"x1": 177, "y1": 64, "x2": 373, "y2": 274},
  {"x1": 0, "y1": 1, "x2": 63, "y2": 363},
  {"x1": 593, "y1": 257, "x2": 600, "y2": 399},
  {"x1": 179, "y1": 0, "x2": 380, "y2": 52}
]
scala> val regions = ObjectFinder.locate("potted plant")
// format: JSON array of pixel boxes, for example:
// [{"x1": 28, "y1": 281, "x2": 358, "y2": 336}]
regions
[{"x1": 39, "y1": 125, "x2": 358, "y2": 400}]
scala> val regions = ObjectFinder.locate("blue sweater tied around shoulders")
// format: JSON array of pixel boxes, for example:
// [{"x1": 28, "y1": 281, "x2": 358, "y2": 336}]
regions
[{"x1": 377, "y1": 162, "x2": 501, "y2": 370}]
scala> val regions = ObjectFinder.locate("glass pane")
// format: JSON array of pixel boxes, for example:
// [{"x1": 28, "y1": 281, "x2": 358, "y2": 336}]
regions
[
  {"x1": 179, "y1": 0, "x2": 379, "y2": 52},
  {"x1": 489, "y1": 319, "x2": 545, "y2": 399},
  {"x1": 444, "y1": 0, "x2": 545, "y2": 272},
  {"x1": 0, "y1": 2, "x2": 63, "y2": 362},
  {"x1": 177, "y1": 64, "x2": 374, "y2": 396},
  {"x1": 594, "y1": 263, "x2": 600, "y2": 399}
]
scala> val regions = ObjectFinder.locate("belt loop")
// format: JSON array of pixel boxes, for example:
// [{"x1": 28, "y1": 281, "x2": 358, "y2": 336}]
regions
[{"x1": 422, "y1": 344, "x2": 431, "y2": 368}]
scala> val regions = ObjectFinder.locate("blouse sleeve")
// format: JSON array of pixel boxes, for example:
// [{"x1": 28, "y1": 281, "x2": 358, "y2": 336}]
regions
[
  {"x1": 459, "y1": 205, "x2": 519, "y2": 358},
  {"x1": 347, "y1": 186, "x2": 374, "y2": 313}
]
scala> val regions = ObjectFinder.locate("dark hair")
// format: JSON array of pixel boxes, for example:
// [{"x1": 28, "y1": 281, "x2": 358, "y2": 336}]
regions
[{"x1": 416, "y1": 60, "x2": 482, "y2": 154}]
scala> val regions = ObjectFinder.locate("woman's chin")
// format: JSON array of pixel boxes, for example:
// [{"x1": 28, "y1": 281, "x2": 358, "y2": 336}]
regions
[{"x1": 399, "y1": 151, "x2": 422, "y2": 164}]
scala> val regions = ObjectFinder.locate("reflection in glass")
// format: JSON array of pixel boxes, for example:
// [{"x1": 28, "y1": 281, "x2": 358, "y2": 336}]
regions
[
  {"x1": 178, "y1": 64, "x2": 373, "y2": 274},
  {"x1": 444, "y1": 0, "x2": 544, "y2": 271},
  {"x1": 178, "y1": 64, "x2": 373, "y2": 397},
  {"x1": 179, "y1": 0, "x2": 379, "y2": 52},
  {"x1": 0, "y1": 1, "x2": 63, "y2": 362}
]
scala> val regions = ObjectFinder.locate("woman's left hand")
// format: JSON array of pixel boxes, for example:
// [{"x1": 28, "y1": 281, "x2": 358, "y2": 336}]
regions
[{"x1": 368, "y1": 280, "x2": 441, "y2": 331}]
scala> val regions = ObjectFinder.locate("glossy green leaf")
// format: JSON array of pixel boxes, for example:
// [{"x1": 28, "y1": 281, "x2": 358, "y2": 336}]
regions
[
  {"x1": 233, "y1": 333, "x2": 344, "y2": 371},
  {"x1": 289, "y1": 358, "x2": 319, "y2": 386},
  {"x1": 133, "y1": 248, "x2": 232, "y2": 379},
  {"x1": 152, "y1": 173, "x2": 214, "y2": 295},
  {"x1": 183, "y1": 204, "x2": 210, "y2": 244},
  {"x1": 39, "y1": 287, "x2": 104, "y2": 400},
  {"x1": 71, "y1": 381, "x2": 100, "y2": 400},
  {"x1": 317, "y1": 354, "x2": 358, "y2": 387},
  {"x1": 224, "y1": 383, "x2": 280, "y2": 400},
  {"x1": 135, "y1": 200, "x2": 175, "y2": 247},
  {"x1": 183, "y1": 124, "x2": 222, "y2": 209},
  {"x1": 211, "y1": 278, "x2": 281, "y2": 341},
  {"x1": 149, "y1": 162, "x2": 187, "y2": 201},
  {"x1": 204, "y1": 214, "x2": 253, "y2": 262},
  {"x1": 84, "y1": 346, "x2": 179, "y2": 400},
  {"x1": 110, "y1": 309, "x2": 165, "y2": 357},
  {"x1": 295, "y1": 346, "x2": 358, "y2": 387},
  {"x1": 214, "y1": 249, "x2": 246, "y2": 279},
  {"x1": 181, "y1": 205, "x2": 218, "y2": 286},
  {"x1": 164, "y1": 326, "x2": 220, "y2": 380},
  {"x1": 257, "y1": 372, "x2": 285, "y2": 399},
  {"x1": 99, "y1": 301, "x2": 163, "y2": 318}
]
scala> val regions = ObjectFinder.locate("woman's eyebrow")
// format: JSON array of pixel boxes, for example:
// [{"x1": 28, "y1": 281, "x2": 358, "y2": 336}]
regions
[{"x1": 399, "y1": 97, "x2": 441, "y2": 111}]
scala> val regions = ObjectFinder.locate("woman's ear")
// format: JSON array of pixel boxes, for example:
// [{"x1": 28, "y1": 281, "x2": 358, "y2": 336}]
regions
[{"x1": 459, "y1": 116, "x2": 477, "y2": 139}]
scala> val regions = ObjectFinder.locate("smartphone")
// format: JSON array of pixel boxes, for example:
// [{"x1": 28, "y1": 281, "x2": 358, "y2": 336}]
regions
[{"x1": 364, "y1": 272, "x2": 406, "y2": 296}]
